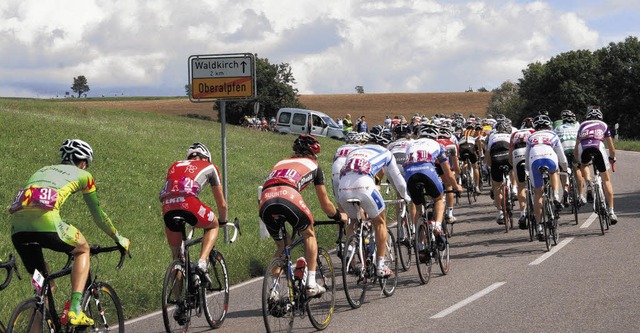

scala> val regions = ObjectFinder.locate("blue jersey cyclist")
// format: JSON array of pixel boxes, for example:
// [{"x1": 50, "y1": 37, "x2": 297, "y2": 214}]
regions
[{"x1": 9, "y1": 139, "x2": 130, "y2": 327}]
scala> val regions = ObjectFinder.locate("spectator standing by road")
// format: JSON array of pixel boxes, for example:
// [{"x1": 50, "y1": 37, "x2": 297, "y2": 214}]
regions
[{"x1": 342, "y1": 114, "x2": 353, "y2": 136}]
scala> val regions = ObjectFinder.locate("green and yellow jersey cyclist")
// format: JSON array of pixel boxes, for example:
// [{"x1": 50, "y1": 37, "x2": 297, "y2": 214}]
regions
[{"x1": 9, "y1": 139, "x2": 130, "y2": 327}]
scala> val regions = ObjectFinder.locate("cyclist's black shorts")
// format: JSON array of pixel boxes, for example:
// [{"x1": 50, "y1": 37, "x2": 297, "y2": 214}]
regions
[
  {"x1": 459, "y1": 144, "x2": 477, "y2": 164},
  {"x1": 259, "y1": 197, "x2": 312, "y2": 241},
  {"x1": 580, "y1": 147, "x2": 607, "y2": 173},
  {"x1": 515, "y1": 160, "x2": 526, "y2": 183},
  {"x1": 490, "y1": 149, "x2": 511, "y2": 182},
  {"x1": 12, "y1": 232, "x2": 75, "y2": 275},
  {"x1": 406, "y1": 173, "x2": 442, "y2": 205}
]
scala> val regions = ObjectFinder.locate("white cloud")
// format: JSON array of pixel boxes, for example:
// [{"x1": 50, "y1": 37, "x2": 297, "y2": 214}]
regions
[{"x1": 0, "y1": 0, "x2": 636, "y2": 97}]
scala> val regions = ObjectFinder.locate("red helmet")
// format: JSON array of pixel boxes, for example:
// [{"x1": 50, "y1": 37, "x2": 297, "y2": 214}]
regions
[{"x1": 293, "y1": 134, "x2": 321, "y2": 156}]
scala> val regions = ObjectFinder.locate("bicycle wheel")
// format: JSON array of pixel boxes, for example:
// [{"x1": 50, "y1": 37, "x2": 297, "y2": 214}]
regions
[
  {"x1": 437, "y1": 230, "x2": 450, "y2": 275},
  {"x1": 414, "y1": 221, "x2": 433, "y2": 285},
  {"x1": 262, "y1": 258, "x2": 293, "y2": 333},
  {"x1": 307, "y1": 247, "x2": 335, "y2": 330},
  {"x1": 542, "y1": 198, "x2": 552, "y2": 251},
  {"x1": 203, "y1": 250, "x2": 229, "y2": 329},
  {"x1": 569, "y1": 174, "x2": 579, "y2": 225},
  {"x1": 7, "y1": 297, "x2": 52, "y2": 333},
  {"x1": 502, "y1": 186, "x2": 510, "y2": 233},
  {"x1": 396, "y1": 211, "x2": 412, "y2": 272},
  {"x1": 82, "y1": 281, "x2": 124, "y2": 333},
  {"x1": 161, "y1": 259, "x2": 190, "y2": 333},
  {"x1": 341, "y1": 234, "x2": 366, "y2": 309},
  {"x1": 380, "y1": 229, "x2": 398, "y2": 296},
  {"x1": 595, "y1": 184, "x2": 606, "y2": 235}
]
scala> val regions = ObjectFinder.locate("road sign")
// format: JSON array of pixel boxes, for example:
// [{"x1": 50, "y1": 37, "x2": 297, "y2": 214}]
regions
[{"x1": 188, "y1": 53, "x2": 256, "y2": 102}]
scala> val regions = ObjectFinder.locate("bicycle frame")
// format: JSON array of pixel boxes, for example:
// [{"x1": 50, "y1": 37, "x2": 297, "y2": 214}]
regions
[{"x1": 589, "y1": 156, "x2": 610, "y2": 234}]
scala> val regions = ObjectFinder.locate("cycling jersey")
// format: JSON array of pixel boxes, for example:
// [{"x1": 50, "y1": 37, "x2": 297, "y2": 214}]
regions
[
  {"x1": 387, "y1": 138, "x2": 413, "y2": 176},
  {"x1": 160, "y1": 159, "x2": 224, "y2": 246},
  {"x1": 436, "y1": 136, "x2": 458, "y2": 170},
  {"x1": 338, "y1": 144, "x2": 409, "y2": 220},
  {"x1": 525, "y1": 130, "x2": 567, "y2": 188},
  {"x1": 259, "y1": 157, "x2": 325, "y2": 239},
  {"x1": 510, "y1": 128, "x2": 535, "y2": 183},
  {"x1": 555, "y1": 122, "x2": 580, "y2": 162},
  {"x1": 404, "y1": 138, "x2": 449, "y2": 203},
  {"x1": 10, "y1": 164, "x2": 124, "y2": 273},
  {"x1": 576, "y1": 120, "x2": 612, "y2": 172},
  {"x1": 331, "y1": 143, "x2": 360, "y2": 200}
]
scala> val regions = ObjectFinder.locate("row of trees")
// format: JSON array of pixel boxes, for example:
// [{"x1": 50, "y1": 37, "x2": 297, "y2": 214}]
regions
[{"x1": 489, "y1": 36, "x2": 640, "y2": 139}]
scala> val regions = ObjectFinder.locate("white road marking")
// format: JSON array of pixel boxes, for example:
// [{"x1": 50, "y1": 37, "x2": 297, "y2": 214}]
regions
[
  {"x1": 430, "y1": 282, "x2": 506, "y2": 319},
  {"x1": 580, "y1": 212, "x2": 597, "y2": 229},
  {"x1": 528, "y1": 237, "x2": 574, "y2": 265}
]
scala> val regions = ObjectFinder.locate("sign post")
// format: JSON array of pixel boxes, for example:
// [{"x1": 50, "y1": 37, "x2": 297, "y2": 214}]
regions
[{"x1": 188, "y1": 53, "x2": 256, "y2": 242}]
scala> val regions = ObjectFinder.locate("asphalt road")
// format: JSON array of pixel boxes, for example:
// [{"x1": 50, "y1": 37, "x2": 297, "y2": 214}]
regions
[{"x1": 126, "y1": 150, "x2": 640, "y2": 333}]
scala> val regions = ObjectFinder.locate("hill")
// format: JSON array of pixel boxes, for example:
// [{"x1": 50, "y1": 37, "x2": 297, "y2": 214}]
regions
[{"x1": 70, "y1": 92, "x2": 493, "y2": 127}]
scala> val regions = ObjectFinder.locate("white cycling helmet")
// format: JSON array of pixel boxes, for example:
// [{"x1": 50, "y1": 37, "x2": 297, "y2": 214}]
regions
[
  {"x1": 186, "y1": 142, "x2": 211, "y2": 161},
  {"x1": 60, "y1": 139, "x2": 94, "y2": 166}
]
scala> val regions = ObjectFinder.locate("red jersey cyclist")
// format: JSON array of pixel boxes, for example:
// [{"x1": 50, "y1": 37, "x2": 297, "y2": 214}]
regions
[
  {"x1": 160, "y1": 143, "x2": 228, "y2": 282},
  {"x1": 9, "y1": 139, "x2": 130, "y2": 326},
  {"x1": 259, "y1": 135, "x2": 345, "y2": 296}
]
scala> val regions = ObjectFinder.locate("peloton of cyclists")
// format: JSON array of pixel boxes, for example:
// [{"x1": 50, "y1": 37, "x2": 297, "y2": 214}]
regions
[
  {"x1": 509, "y1": 118, "x2": 536, "y2": 229},
  {"x1": 554, "y1": 110, "x2": 587, "y2": 207},
  {"x1": 485, "y1": 120, "x2": 514, "y2": 224}
]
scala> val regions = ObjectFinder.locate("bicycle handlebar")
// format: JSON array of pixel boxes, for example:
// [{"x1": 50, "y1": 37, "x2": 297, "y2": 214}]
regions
[
  {"x1": 0, "y1": 254, "x2": 21, "y2": 291},
  {"x1": 90, "y1": 245, "x2": 131, "y2": 270},
  {"x1": 223, "y1": 217, "x2": 242, "y2": 243}
]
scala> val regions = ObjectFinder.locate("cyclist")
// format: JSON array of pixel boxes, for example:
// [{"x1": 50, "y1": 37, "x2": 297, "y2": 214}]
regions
[
  {"x1": 526, "y1": 115, "x2": 567, "y2": 240},
  {"x1": 387, "y1": 123, "x2": 417, "y2": 239},
  {"x1": 337, "y1": 132, "x2": 410, "y2": 277},
  {"x1": 405, "y1": 124, "x2": 462, "y2": 251},
  {"x1": 458, "y1": 122, "x2": 481, "y2": 193},
  {"x1": 9, "y1": 139, "x2": 130, "y2": 326},
  {"x1": 555, "y1": 110, "x2": 586, "y2": 206},
  {"x1": 574, "y1": 107, "x2": 618, "y2": 224},
  {"x1": 509, "y1": 119, "x2": 535, "y2": 229},
  {"x1": 259, "y1": 135, "x2": 344, "y2": 296},
  {"x1": 485, "y1": 120, "x2": 514, "y2": 224},
  {"x1": 436, "y1": 126, "x2": 461, "y2": 223},
  {"x1": 160, "y1": 142, "x2": 228, "y2": 284}
]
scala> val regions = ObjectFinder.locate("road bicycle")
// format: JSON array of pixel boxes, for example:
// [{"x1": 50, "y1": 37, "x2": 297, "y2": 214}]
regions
[
  {"x1": 566, "y1": 165, "x2": 581, "y2": 225},
  {"x1": 460, "y1": 153, "x2": 477, "y2": 205},
  {"x1": 498, "y1": 165, "x2": 515, "y2": 232},
  {"x1": 261, "y1": 217, "x2": 336, "y2": 332},
  {"x1": 7, "y1": 245, "x2": 129, "y2": 333},
  {"x1": 1, "y1": 254, "x2": 21, "y2": 333},
  {"x1": 539, "y1": 166, "x2": 560, "y2": 251},
  {"x1": 161, "y1": 217, "x2": 240, "y2": 333},
  {"x1": 341, "y1": 199, "x2": 398, "y2": 309},
  {"x1": 589, "y1": 156, "x2": 611, "y2": 235},
  {"x1": 414, "y1": 186, "x2": 456, "y2": 284},
  {"x1": 389, "y1": 199, "x2": 414, "y2": 272}
]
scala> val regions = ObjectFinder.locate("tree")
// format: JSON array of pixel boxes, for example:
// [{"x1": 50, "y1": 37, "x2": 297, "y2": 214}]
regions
[
  {"x1": 355, "y1": 85, "x2": 365, "y2": 94},
  {"x1": 488, "y1": 80, "x2": 524, "y2": 122},
  {"x1": 185, "y1": 84, "x2": 191, "y2": 98},
  {"x1": 71, "y1": 76, "x2": 90, "y2": 98},
  {"x1": 216, "y1": 56, "x2": 303, "y2": 124}
]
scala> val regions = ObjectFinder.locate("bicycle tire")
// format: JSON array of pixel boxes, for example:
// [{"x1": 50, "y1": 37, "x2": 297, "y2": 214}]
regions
[
  {"x1": 466, "y1": 173, "x2": 473, "y2": 205},
  {"x1": 437, "y1": 230, "x2": 450, "y2": 275},
  {"x1": 414, "y1": 221, "x2": 433, "y2": 285},
  {"x1": 598, "y1": 184, "x2": 611, "y2": 231},
  {"x1": 203, "y1": 250, "x2": 229, "y2": 329},
  {"x1": 341, "y1": 234, "x2": 367, "y2": 309},
  {"x1": 82, "y1": 281, "x2": 124, "y2": 333},
  {"x1": 502, "y1": 185, "x2": 510, "y2": 233},
  {"x1": 307, "y1": 247, "x2": 335, "y2": 330},
  {"x1": 7, "y1": 297, "x2": 52, "y2": 333},
  {"x1": 595, "y1": 183, "x2": 606, "y2": 235},
  {"x1": 542, "y1": 198, "x2": 552, "y2": 251},
  {"x1": 445, "y1": 219, "x2": 454, "y2": 238},
  {"x1": 262, "y1": 258, "x2": 293, "y2": 333},
  {"x1": 380, "y1": 229, "x2": 398, "y2": 296},
  {"x1": 396, "y1": 208, "x2": 413, "y2": 272},
  {"x1": 569, "y1": 174, "x2": 579, "y2": 225},
  {"x1": 161, "y1": 259, "x2": 191, "y2": 333}
]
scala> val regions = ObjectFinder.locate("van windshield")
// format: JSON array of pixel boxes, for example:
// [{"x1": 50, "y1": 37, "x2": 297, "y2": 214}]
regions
[{"x1": 321, "y1": 116, "x2": 340, "y2": 128}]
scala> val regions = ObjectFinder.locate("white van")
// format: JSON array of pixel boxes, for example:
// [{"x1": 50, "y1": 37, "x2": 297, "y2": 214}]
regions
[{"x1": 275, "y1": 108, "x2": 344, "y2": 140}]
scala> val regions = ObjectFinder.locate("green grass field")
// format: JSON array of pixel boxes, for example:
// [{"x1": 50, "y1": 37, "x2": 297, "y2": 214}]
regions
[{"x1": 0, "y1": 98, "x2": 351, "y2": 322}]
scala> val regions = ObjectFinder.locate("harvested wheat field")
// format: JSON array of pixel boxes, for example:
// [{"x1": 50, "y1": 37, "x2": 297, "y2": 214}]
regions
[{"x1": 73, "y1": 92, "x2": 492, "y2": 127}]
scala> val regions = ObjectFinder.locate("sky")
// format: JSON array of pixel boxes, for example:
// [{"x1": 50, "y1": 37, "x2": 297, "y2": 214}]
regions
[{"x1": 1, "y1": 0, "x2": 638, "y2": 98}]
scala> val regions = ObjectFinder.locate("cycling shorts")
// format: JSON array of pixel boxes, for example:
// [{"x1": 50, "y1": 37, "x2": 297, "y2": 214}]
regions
[
  {"x1": 337, "y1": 174, "x2": 385, "y2": 220},
  {"x1": 515, "y1": 160, "x2": 527, "y2": 184},
  {"x1": 404, "y1": 162, "x2": 443, "y2": 204},
  {"x1": 490, "y1": 149, "x2": 511, "y2": 183},
  {"x1": 162, "y1": 195, "x2": 218, "y2": 247},
  {"x1": 459, "y1": 144, "x2": 477, "y2": 163},
  {"x1": 12, "y1": 230, "x2": 77, "y2": 275},
  {"x1": 578, "y1": 142, "x2": 610, "y2": 173},
  {"x1": 259, "y1": 185, "x2": 312, "y2": 241}
]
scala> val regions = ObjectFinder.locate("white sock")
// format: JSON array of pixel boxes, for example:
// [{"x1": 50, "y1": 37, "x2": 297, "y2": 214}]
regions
[
  {"x1": 306, "y1": 271, "x2": 316, "y2": 287},
  {"x1": 377, "y1": 256, "x2": 386, "y2": 269}
]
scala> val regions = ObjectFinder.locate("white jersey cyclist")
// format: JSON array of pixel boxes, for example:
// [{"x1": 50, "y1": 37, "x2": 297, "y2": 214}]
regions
[
  {"x1": 525, "y1": 127, "x2": 568, "y2": 188},
  {"x1": 331, "y1": 142, "x2": 361, "y2": 201},
  {"x1": 510, "y1": 127, "x2": 535, "y2": 183},
  {"x1": 337, "y1": 143, "x2": 410, "y2": 220},
  {"x1": 387, "y1": 138, "x2": 413, "y2": 176},
  {"x1": 555, "y1": 110, "x2": 581, "y2": 164}
]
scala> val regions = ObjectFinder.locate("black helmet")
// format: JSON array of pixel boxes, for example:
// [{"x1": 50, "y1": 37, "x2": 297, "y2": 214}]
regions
[
  {"x1": 495, "y1": 120, "x2": 510, "y2": 133},
  {"x1": 368, "y1": 133, "x2": 390, "y2": 146},
  {"x1": 521, "y1": 117, "x2": 534, "y2": 129},
  {"x1": 533, "y1": 115, "x2": 552, "y2": 130},
  {"x1": 293, "y1": 134, "x2": 321, "y2": 156},
  {"x1": 586, "y1": 107, "x2": 603, "y2": 120},
  {"x1": 561, "y1": 110, "x2": 576, "y2": 123},
  {"x1": 370, "y1": 125, "x2": 384, "y2": 136},
  {"x1": 393, "y1": 123, "x2": 411, "y2": 137}
]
